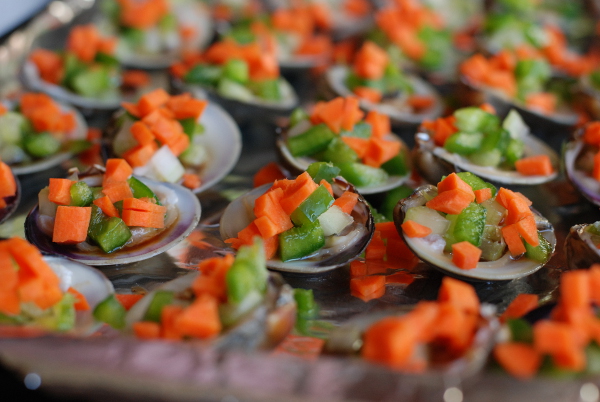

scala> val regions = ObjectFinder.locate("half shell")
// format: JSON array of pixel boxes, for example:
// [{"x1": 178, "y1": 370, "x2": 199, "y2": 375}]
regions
[
  {"x1": 564, "y1": 129, "x2": 600, "y2": 207},
  {"x1": 25, "y1": 176, "x2": 201, "y2": 266},
  {"x1": 393, "y1": 185, "x2": 556, "y2": 281},
  {"x1": 565, "y1": 223, "x2": 600, "y2": 270},
  {"x1": 219, "y1": 179, "x2": 374, "y2": 273}
]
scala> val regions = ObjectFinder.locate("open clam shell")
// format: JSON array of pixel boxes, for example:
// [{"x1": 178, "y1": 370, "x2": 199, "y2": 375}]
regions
[
  {"x1": 219, "y1": 179, "x2": 374, "y2": 274},
  {"x1": 125, "y1": 270, "x2": 296, "y2": 350},
  {"x1": 565, "y1": 223, "x2": 600, "y2": 270},
  {"x1": 461, "y1": 78, "x2": 579, "y2": 128},
  {"x1": 110, "y1": 2, "x2": 213, "y2": 69},
  {"x1": 413, "y1": 127, "x2": 559, "y2": 186},
  {"x1": 0, "y1": 168, "x2": 20, "y2": 225},
  {"x1": 564, "y1": 130, "x2": 600, "y2": 207},
  {"x1": 276, "y1": 123, "x2": 411, "y2": 194},
  {"x1": 108, "y1": 102, "x2": 242, "y2": 193},
  {"x1": 324, "y1": 304, "x2": 499, "y2": 377},
  {"x1": 25, "y1": 177, "x2": 201, "y2": 266},
  {"x1": 2, "y1": 99, "x2": 88, "y2": 176},
  {"x1": 171, "y1": 76, "x2": 299, "y2": 119},
  {"x1": 325, "y1": 65, "x2": 444, "y2": 126},
  {"x1": 393, "y1": 185, "x2": 556, "y2": 281}
]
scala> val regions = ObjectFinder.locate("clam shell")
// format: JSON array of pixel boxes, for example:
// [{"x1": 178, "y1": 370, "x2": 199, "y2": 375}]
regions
[
  {"x1": 111, "y1": 2, "x2": 213, "y2": 69},
  {"x1": 219, "y1": 179, "x2": 374, "y2": 274},
  {"x1": 3, "y1": 99, "x2": 88, "y2": 175},
  {"x1": 0, "y1": 168, "x2": 20, "y2": 225},
  {"x1": 413, "y1": 127, "x2": 559, "y2": 186},
  {"x1": 276, "y1": 124, "x2": 411, "y2": 194},
  {"x1": 393, "y1": 185, "x2": 556, "y2": 281},
  {"x1": 324, "y1": 304, "x2": 499, "y2": 377},
  {"x1": 325, "y1": 65, "x2": 444, "y2": 126},
  {"x1": 565, "y1": 223, "x2": 600, "y2": 270},
  {"x1": 125, "y1": 271, "x2": 296, "y2": 350},
  {"x1": 24, "y1": 177, "x2": 201, "y2": 266},
  {"x1": 564, "y1": 131, "x2": 600, "y2": 207},
  {"x1": 108, "y1": 102, "x2": 242, "y2": 193},
  {"x1": 172, "y1": 76, "x2": 299, "y2": 119}
]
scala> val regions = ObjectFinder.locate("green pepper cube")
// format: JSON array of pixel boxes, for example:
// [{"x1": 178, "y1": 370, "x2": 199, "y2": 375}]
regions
[
  {"x1": 291, "y1": 185, "x2": 335, "y2": 226},
  {"x1": 453, "y1": 202, "x2": 487, "y2": 247},
  {"x1": 453, "y1": 107, "x2": 500, "y2": 133},
  {"x1": 507, "y1": 318, "x2": 533, "y2": 343},
  {"x1": 88, "y1": 205, "x2": 132, "y2": 253},
  {"x1": 127, "y1": 177, "x2": 160, "y2": 204},
  {"x1": 279, "y1": 221, "x2": 325, "y2": 262},
  {"x1": 381, "y1": 153, "x2": 409, "y2": 176},
  {"x1": 179, "y1": 118, "x2": 204, "y2": 140},
  {"x1": 70, "y1": 181, "x2": 93, "y2": 207},
  {"x1": 289, "y1": 108, "x2": 310, "y2": 127},
  {"x1": 444, "y1": 132, "x2": 484, "y2": 155},
  {"x1": 93, "y1": 294, "x2": 126, "y2": 329},
  {"x1": 23, "y1": 132, "x2": 61, "y2": 157},
  {"x1": 505, "y1": 138, "x2": 525, "y2": 166},
  {"x1": 341, "y1": 122, "x2": 372, "y2": 139},
  {"x1": 184, "y1": 64, "x2": 222, "y2": 86},
  {"x1": 222, "y1": 58, "x2": 249, "y2": 84},
  {"x1": 143, "y1": 290, "x2": 175, "y2": 323},
  {"x1": 480, "y1": 127, "x2": 510, "y2": 153},
  {"x1": 294, "y1": 288, "x2": 318, "y2": 318},
  {"x1": 306, "y1": 162, "x2": 340, "y2": 183},
  {"x1": 320, "y1": 137, "x2": 359, "y2": 164},
  {"x1": 335, "y1": 162, "x2": 388, "y2": 187},
  {"x1": 287, "y1": 123, "x2": 336, "y2": 157},
  {"x1": 226, "y1": 262, "x2": 255, "y2": 304},
  {"x1": 455, "y1": 172, "x2": 497, "y2": 196},
  {"x1": 524, "y1": 232, "x2": 552, "y2": 263},
  {"x1": 231, "y1": 237, "x2": 268, "y2": 294}
]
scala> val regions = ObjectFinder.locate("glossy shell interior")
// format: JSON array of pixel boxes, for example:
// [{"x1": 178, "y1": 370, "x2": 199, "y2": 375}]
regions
[
  {"x1": 325, "y1": 65, "x2": 444, "y2": 125},
  {"x1": 125, "y1": 270, "x2": 296, "y2": 350},
  {"x1": 219, "y1": 179, "x2": 374, "y2": 273},
  {"x1": 25, "y1": 177, "x2": 201, "y2": 266},
  {"x1": 564, "y1": 134, "x2": 600, "y2": 207},
  {"x1": 565, "y1": 223, "x2": 600, "y2": 270},
  {"x1": 276, "y1": 121, "x2": 411, "y2": 194},
  {"x1": 393, "y1": 185, "x2": 556, "y2": 281},
  {"x1": 3, "y1": 99, "x2": 88, "y2": 175},
  {"x1": 413, "y1": 128, "x2": 560, "y2": 186}
]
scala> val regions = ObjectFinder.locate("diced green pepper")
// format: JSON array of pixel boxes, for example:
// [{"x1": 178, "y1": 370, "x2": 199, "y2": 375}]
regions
[
  {"x1": 456, "y1": 172, "x2": 497, "y2": 196},
  {"x1": 291, "y1": 185, "x2": 335, "y2": 226},
  {"x1": 127, "y1": 177, "x2": 160, "y2": 204},
  {"x1": 287, "y1": 123, "x2": 336, "y2": 157},
  {"x1": 306, "y1": 162, "x2": 340, "y2": 183},
  {"x1": 251, "y1": 79, "x2": 281, "y2": 101},
  {"x1": 230, "y1": 237, "x2": 268, "y2": 295},
  {"x1": 381, "y1": 153, "x2": 409, "y2": 176},
  {"x1": 23, "y1": 132, "x2": 61, "y2": 157},
  {"x1": 586, "y1": 222, "x2": 600, "y2": 236},
  {"x1": 222, "y1": 58, "x2": 249, "y2": 84},
  {"x1": 70, "y1": 181, "x2": 93, "y2": 207},
  {"x1": 468, "y1": 149, "x2": 503, "y2": 167},
  {"x1": 179, "y1": 118, "x2": 204, "y2": 140},
  {"x1": 70, "y1": 66, "x2": 114, "y2": 97},
  {"x1": 335, "y1": 162, "x2": 388, "y2": 187},
  {"x1": 480, "y1": 127, "x2": 511, "y2": 153},
  {"x1": 320, "y1": 137, "x2": 359, "y2": 164},
  {"x1": 524, "y1": 232, "x2": 552, "y2": 263},
  {"x1": 185, "y1": 64, "x2": 222, "y2": 86},
  {"x1": 290, "y1": 108, "x2": 310, "y2": 127},
  {"x1": 341, "y1": 122, "x2": 372, "y2": 138},
  {"x1": 294, "y1": 288, "x2": 318, "y2": 318},
  {"x1": 453, "y1": 107, "x2": 500, "y2": 133},
  {"x1": 507, "y1": 318, "x2": 533, "y2": 343},
  {"x1": 226, "y1": 262, "x2": 255, "y2": 304},
  {"x1": 447, "y1": 202, "x2": 487, "y2": 248},
  {"x1": 505, "y1": 138, "x2": 525, "y2": 166},
  {"x1": 93, "y1": 294, "x2": 126, "y2": 329},
  {"x1": 143, "y1": 290, "x2": 175, "y2": 322},
  {"x1": 279, "y1": 221, "x2": 325, "y2": 262},
  {"x1": 444, "y1": 132, "x2": 484, "y2": 155},
  {"x1": 88, "y1": 205, "x2": 132, "y2": 253}
]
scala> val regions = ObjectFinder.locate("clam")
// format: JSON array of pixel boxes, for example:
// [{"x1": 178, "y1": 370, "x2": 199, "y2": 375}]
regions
[
  {"x1": 1, "y1": 99, "x2": 88, "y2": 175},
  {"x1": 107, "y1": 102, "x2": 242, "y2": 193},
  {"x1": 0, "y1": 167, "x2": 20, "y2": 225},
  {"x1": 393, "y1": 185, "x2": 556, "y2": 281},
  {"x1": 106, "y1": 1, "x2": 214, "y2": 70},
  {"x1": 565, "y1": 223, "x2": 600, "y2": 270},
  {"x1": 324, "y1": 304, "x2": 498, "y2": 377},
  {"x1": 564, "y1": 128, "x2": 600, "y2": 207},
  {"x1": 219, "y1": 179, "x2": 374, "y2": 274},
  {"x1": 25, "y1": 175, "x2": 201, "y2": 266},
  {"x1": 125, "y1": 270, "x2": 296, "y2": 350},
  {"x1": 0, "y1": 256, "x2": 115, "y2": 337},
  {"x1": 276, "y1": 122, "x2": 412, "y2": 195},
  {"x1": 325, "y1": 65, "x2": 444, "y2": 126},
  {"x1": 413, "y1": 118, "x2": 559, "y2": 186}
]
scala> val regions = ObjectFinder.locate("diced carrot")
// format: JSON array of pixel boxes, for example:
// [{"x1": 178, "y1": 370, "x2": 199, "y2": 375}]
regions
[
  {"x1": 121, "y1": 70, "x2": 150, "y2": 88},
  {"x1": 353, "y1": 86, "x2": 382, "y2": 103},
  {"x1": 432, "y1": 116, "x2": 457, "y2": 147},
  {"x1": 115, "y1": 293, "x2": 144, "y2": 310},
  {"x1": 0, "y1": 250, "x2": 19, "y2": 315},
  {"x1": 263, "y1": 235, "x2": 279, "y2": 260},
  {"x1": 460, "y1": 54, "x2": 490, "y2": 85},
  {"x1": 593, "y1": 152, "x2": 600, "y2": 181},
  {"x1": 437, "y1": 173, "x2": 475, "y2": 201},
  {"x1": 451, "y1": 241, "x2": 481, "y2": 270},
  {"x1": 363, "y1": 137, "x2": 402, "y2": 168},
  {"x1": 483, "y1": 70, "x2": 517, "y2": 98},
  {"x1": 181, "y1": 173, "x2": 201, "y2": 190},
  {"x1": 341, "y1": 97, "x2": 364, "y2": 132},
  {"x1": 122, "y1": 102, "x2": 140, "y2": 118},
  {"x1": 102, "y1": 181, "x2": 134, "y2": 203},
  {"x1": 501, "y1": 224, "x2": 526, "y2": 256},
  {"x1": 494, "y1": 342, "x2": 541, "y2": 380},
  {"x1": 407, "y1": 95, "x2": 434, "y2": 111},
  {"x1": 583, "y1": 122, "x2": 600, "y2": 146},
  {"x1": 366, "y1": 260, "x2": 389, "y2": 275},
  {"x1": 365, "y1": 110, "x2": 391, "y2": 139},
  {"x1": 320, "y1": 179, "x2": 333, "y2": 196},
  {"x1": 353, "y1": 41, "x2": 389, "y2": 80},
  {"x1": 160, "y1": 304, "x2": 184, "y2": 340},
  {"x1": 438, "y1": 276, "x2": 480, "y2": 314},
  {"x1": 104, "y1": 158, "x2": 133, "y2": 184},
  {"x1": 67, "y1": 287, "x2": 90, "y2": 311},
  {"x1": 515, "y1": 155, "x2": 554, "y2": 176},
  {"x1": 122, "y1": 143, "x2": 158, "y2": 168},
  {"x1": 361, "y1": 317, "x2": 417, "y2": 368},
  {"x1": 133, "y1": 321, "x2": 161, "y2": 339},
  {"x1": 474, "y1": 188, "x2": 492, "y2": 204},
  {"x1": 93, "y1": 196, "x2": 120, "y2": 218},
  {"x1": 29, "y1": 49, "x2": 64, "y2": 84},
  {"x1": 253, "y1": 216, "x2": 281, "y2": 238},
  {"x1": 505, "y1": 196, "x2": 533, "y2": 225},
  {"x1": 6, "y1": 237, "x2": 59, "y2": 285},
  {"x1": 500, "y1": 294, "x2": 539, "y2": 322},
  {"x1": 122, "y1": 198, "x2": 167, "y2": 214},
  {"x1": 350, "y1": 275, "x2": 386, "y2": 302},
  {"x1": 332, "y1": 191, "x2": 358, "y2": 215},
  {"x1": 525, "y1": 92, "x2": 557, "y2": 114},
  {"x1": 119, "y1": 0, "x2": 170, "y2": 30},
  {"x1": 495, "y1": 187, "x2": 532, "y2": 209},
  {"x1": 533, "y1": 320, "x2": 584, "y2": 360},
  {"x1": 48, "y1": 178, "x2": 74, "y2": 206},
  {"x1": 561, "y1": 270, "x2": 590, "y2": 311},
  {"x1": 253, "y1": 162, "x2": 286, "y2": 188},
  {"x1": 514, "y1": 215, "x2": 539, "y2": 247},
  {"x1": 137, "y1": 88, "x2": 171, "y2": 117},
  {"x1": 401, "y1": 220, "x2": 432, "y2": 238},
  {"x1": 52, "y1": 206, "x2": 92, "y2": 244},
  {"x1": 425, "y1": 188, "x2": 473, "y2": 215},
  {"x1": 341, "y1": 136, "x2": 369, "y2": 159},
  {"x1": 0, "y1": 162, "x2": 17, "y2": 199},
  {"x1": 433, "y1": 302, "x2": 475, "y2": 353},
  {"x1": 279, "y1": 174, "x2": 319, "y2": 215},
  {"x1": 350, "y1": 260, "x2": 367, "y2": 278},
  {"x1": 66, "y1": 25, "x2": 99, "y2": 63},
  {"x1": 254, "y1": 188, "x2": 293, "y2": 233},
  {"x1": 385, "y1": 272, "x2": 415, "y2": 285},
  {"x1": 365, "y1": 231, "x2": 385, "y2": 260},
  {"x1": 376, "y1": 221, "x2": 400, "y2": 240},
  {"x1": 386, "y1": 236, "x2": 419, "y2": 268},
  {"x1": 296, "y1": 34, "x2": 332, "y2": 57},
  {"x1": 174, "y1": 294, "x2": 222, "y2": 339},
  {"x1": 130, "y1": 121, "x2": 156, "y2": 146},
  {"x1": 0, "y1": 104, "x2": 6, "y2": 116},
  {"x1": 166, "y1": 94, "x2": 207, "y2": 120},
  {"x1": 479, "y1": 103, "x2": 496, "y2": 114},
  {"x1": 311, "y1": 97, "x2": 345, "y2": 133},
  {"x1": 590, "y1": 264, "x2": 600, "y2": 304},
  {"x1": 121, "y1": 209, "x2": 164, "y2": 228}
]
